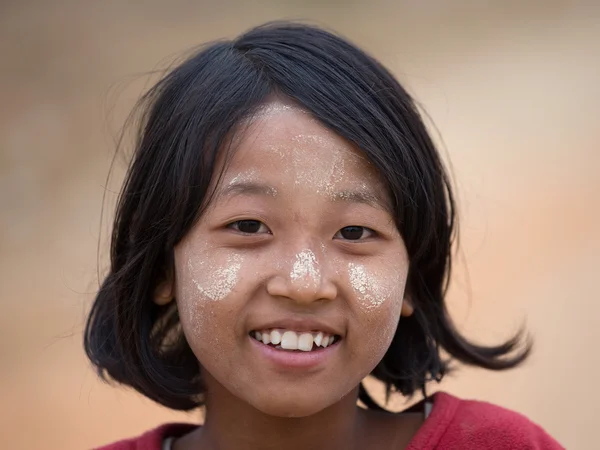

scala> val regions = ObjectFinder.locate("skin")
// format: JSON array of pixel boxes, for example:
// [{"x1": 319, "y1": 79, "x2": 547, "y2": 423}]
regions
[{"x1": 158, "y1": 100, "x2": 419, "y2": 449}]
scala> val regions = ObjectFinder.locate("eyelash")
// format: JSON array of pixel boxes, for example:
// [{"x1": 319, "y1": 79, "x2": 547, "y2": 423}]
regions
[
  {"x1": 227, "y1": 220, "x2": 271, "y2": 235},
  {"x1": 227, "y1": 220, "x2": 376, "y2": 241}
]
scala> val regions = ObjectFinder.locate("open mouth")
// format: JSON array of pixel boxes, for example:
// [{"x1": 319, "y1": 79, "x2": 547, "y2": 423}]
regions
[{"x1": 250, "y1": 329, "x2": 341, "y2": 352}]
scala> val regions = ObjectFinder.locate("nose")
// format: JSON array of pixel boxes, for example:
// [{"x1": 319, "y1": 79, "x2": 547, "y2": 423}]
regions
[{"x1": 266, "y1": 247, "x2": 337, "y2": 304}]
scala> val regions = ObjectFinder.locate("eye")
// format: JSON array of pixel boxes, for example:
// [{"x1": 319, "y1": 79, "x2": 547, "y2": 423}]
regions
[
  {"x1": 228, "y1": 220, "x2": 271, "y2": 234},
  {"x1": 335, "y1": 226, "x2": 375, "y2": 241}
]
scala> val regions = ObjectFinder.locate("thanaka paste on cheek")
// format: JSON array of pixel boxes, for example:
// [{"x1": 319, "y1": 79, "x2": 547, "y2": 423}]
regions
[
  {"x1": 349, "y1": 260, "x2": 407, "y2": 373},
  {"x1": 187, "y1": 253, "x2": 244, "y2": 301},
  {"x1": 179, "y1": 251, "x2": 245, "y2": 341},
  {"x1": 347, "y1": 262, "x2": 406, "y2": 311}
]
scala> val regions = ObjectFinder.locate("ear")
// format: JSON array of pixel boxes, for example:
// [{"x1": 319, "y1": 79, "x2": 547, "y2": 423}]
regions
[
  {"x1": 153, "y1": 269, "x2": 175, "y2": 306},
  {"x1": 401, "y1": 296, "x2": 414, "y2": 317}
]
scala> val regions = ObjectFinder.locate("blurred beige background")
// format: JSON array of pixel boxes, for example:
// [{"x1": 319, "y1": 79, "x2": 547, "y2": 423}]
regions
[{"x1": 1, "y1": 1, "x2": 599, "y2": 449}]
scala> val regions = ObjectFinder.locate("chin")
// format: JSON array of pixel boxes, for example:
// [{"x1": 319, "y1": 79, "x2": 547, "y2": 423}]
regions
[{"x1": 250, "y1": 392, "x2": 335, "y2": 418}]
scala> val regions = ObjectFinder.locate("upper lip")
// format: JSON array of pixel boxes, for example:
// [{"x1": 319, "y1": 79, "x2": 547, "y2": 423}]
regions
[{"x1": 249, "y1": 317, "x2": 344, "y2": 337}]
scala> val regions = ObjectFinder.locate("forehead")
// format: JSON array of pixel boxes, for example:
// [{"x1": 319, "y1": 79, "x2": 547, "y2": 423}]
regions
[{"x1": 225, "y1": 102, "x2": 383, "y2": 189}]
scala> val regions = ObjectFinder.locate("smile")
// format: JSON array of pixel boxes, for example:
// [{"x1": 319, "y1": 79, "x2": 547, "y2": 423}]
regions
[{"x1": 250, "y1": 329, "x2": 341, "y2": 352}]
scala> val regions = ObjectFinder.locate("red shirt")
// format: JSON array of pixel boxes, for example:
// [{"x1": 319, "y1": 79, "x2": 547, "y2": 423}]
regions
[{"x1": 96, "y1": 392, "x2": 564, "y2": 449}]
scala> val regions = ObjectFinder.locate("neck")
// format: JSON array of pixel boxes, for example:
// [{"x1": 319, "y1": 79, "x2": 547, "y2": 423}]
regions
[{"x1": 178, "y1": 383, "x2": 367, "y2": 450}]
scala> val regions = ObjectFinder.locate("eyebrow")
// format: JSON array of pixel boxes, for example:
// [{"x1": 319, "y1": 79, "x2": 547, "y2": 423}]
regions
[
  {"x1": 331, "y1": 189, "x2": 392, "y2": 212},
  {"x1": 219, "y1": 181, "x2": 391, "y2": 212},
  {"x1": 219, "y1": 181, "x2": 278, "y2": 199}
]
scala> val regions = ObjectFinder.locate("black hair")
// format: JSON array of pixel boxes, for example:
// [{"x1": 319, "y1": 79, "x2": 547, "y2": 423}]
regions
[{"x1": 84, "y1": 21, "x2": 531, "y2": 411}]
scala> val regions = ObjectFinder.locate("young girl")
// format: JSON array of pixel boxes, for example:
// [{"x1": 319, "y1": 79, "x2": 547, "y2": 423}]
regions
[{"x1": 86, "y1": 22, "x2": 563, "y2": 449}]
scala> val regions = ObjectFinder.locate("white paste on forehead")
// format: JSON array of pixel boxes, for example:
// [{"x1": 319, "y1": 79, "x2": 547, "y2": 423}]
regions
[
  {"x1": 231, "y1": 103, "x2": 311, "y2": 149},
  {"x1": 288, "y1": 134, "x2": 346, "y2": 196},
  {"x1": 290, "y1": 249, "x2": 321, "y2": 287},
  {"x1": 255, "y1": 103, "x2": 294, "y2": 116},
  {"x1": 265, "y1": 143, "x2": 288, "y2": 159},
  {"x1": 252, "y1": 103, "x2": 311, "y2": 120},
  {"x1": 188, "y1": 253, "x2": 244, "y2": 301}
]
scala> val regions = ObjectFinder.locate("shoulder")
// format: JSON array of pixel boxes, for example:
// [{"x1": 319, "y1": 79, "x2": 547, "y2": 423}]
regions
[
  {"x1": 434, "y1": 392, "x2": 564, "y2": 449},
  {"x1": 93, "y1": 423, "x2": 197, "y2": 450}
]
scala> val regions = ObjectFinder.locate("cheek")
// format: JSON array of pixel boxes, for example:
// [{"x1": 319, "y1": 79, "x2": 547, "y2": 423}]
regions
[
  {"x1": 175, "y1": 246, "x2": 246, "y2": 344},
  {"x1": 347, "y1": 261, "x2": 407, "y2": 312},
  {"x1": 346, "y1": 261, "x2": 408, "y2": 366},
  {"x1": 186, "y1": 252, "x2": 244, "y2": 302}
]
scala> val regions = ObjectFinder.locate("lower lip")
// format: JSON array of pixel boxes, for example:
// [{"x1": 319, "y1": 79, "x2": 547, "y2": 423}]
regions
[{"x1": 249, "y1": 337, "x2": 340, "y2": 370}]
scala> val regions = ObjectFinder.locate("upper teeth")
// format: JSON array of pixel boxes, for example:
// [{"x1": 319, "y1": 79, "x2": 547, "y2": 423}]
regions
[{"x1": 253, "y1": 329, "x2": 337, "y2": 352}]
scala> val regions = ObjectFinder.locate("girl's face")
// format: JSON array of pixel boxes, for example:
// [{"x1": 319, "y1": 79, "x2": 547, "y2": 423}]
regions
[{"x1": 172, "y1": 101, "x2": 411, "y2": 417}]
